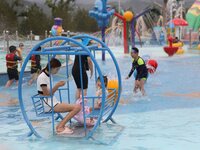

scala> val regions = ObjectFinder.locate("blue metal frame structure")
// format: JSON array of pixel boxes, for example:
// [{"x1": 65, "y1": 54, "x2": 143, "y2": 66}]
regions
[
  {"x1": 89, "y1": 0, "x2": 115, "y2": 61},
  {"x1": 18, "y1": 35, "x2": 121, "y2": 139}
]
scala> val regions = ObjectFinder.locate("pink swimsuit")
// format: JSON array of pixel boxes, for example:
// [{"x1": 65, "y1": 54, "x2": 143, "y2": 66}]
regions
[{"x1": 74, "y1": 98, "x2": 95, "y2": 126}]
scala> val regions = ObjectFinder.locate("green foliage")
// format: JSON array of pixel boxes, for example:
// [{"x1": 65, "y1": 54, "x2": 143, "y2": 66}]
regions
[
  {"x1": 45, "y1": 0, "x2": 98, "y2": 33},
  {"x1": 45, "y1": 0, "x2": 75, "y2": 30},
  {"x1": 71, "y1": 8, "x2": 98, "y2": 32},
  {"x1": 19, "y1": 4, "x2": 52, "y2": 35},
  {"x1": 0, "y1": 0, "x2": 100, "y2": 35},
  {"x1": 0, "y1": 1, "x2": 17, "y2": 32}
]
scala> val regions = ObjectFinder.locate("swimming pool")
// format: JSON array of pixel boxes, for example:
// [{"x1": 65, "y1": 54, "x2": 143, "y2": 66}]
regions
[{"x1": 1, "y1": 46, "x2": 200, "y2": 150}]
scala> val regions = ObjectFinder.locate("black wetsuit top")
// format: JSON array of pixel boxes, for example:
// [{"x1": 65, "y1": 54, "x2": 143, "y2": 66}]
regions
[{"x1": 128, "y1": 56, "x2": 148, "y2": 80}]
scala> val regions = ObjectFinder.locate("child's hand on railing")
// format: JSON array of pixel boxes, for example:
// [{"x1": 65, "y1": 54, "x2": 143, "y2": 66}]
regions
[{"x1": 56, "y1": 80, "x2": 66, "y2": 87}]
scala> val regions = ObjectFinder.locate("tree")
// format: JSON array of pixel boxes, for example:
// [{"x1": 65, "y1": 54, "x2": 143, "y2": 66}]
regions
[
  {"x1": 72, "y1": 8, "x2": 98, "y2": 32},
  {"x1": 0, "y1": 1, "x2": 18, "y2": 32},
  {"x1": 45, "y1": 0, "x2": 75, "y2": 30},
  {"x1": 19, "y1": 4, "x2": 51, "y2": 35}
]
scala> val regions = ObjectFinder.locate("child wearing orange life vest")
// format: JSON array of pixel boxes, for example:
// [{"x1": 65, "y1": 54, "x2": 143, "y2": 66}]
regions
[
  {"x1": 5, "y1": 46, "x2": 22, "y2": 88},
  {"x1": 28, "y1": 46, "x2": 42, "y2": 85}
]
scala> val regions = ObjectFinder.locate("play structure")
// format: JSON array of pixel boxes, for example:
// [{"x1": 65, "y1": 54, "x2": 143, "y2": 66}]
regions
[
  {"x1": 18, "y1": 35, "x2": 122, "y2": 139},
  {"x1": 90, "y1": 0, "x2": 179, "y2": 54},
  {"x1": 108, "y1": 3, "x2": 166, "y2": 52},
  {"x1": 186, "y1": 0, "x2": 200, "y2": 50},
  {"x1": 113, "y1": 7, "x2": 158, "y2": 53},
  {"x1": 172, "y1": 41, "x2": 185, "y2": 54},
  {"x1": 163, "y1": 36, "x2": 178, "y2": 56},
  {"x1": 50, "y1": 18, "x2": 63, "y2": 45},
  {"x1": 89, "y1": 0, "x2": 115, "y2": 60},
  {"x1": 186, "y1": 0, "x2": 200, "y2": 32},
  {"x1": 89, "y1": 0, "x2": 165, "y2": 54}
]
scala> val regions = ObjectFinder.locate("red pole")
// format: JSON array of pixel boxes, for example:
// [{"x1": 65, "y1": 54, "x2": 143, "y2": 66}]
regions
[
  {"x1": 114, "y1": 12, "x2": 128, "y2": 54},
  {"x1": 123, "y1": 20, "x2": 128, "y2": 53}
]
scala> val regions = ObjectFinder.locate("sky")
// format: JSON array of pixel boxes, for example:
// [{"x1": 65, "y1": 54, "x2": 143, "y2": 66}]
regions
[{"x1": 25, "y1": 0, "x2": 194, "y2": 10}]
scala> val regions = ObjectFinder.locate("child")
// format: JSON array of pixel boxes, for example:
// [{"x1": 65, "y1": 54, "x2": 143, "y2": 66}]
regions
[
  {"x1": 17, "y1": 43, "x2": 24, "y2": 68},
  {"x1": 28, "y1": 46, "x2": 42, "y2": 85},
  {"x1": 125, "y1": 47, "x2": 148, "y2": 96},
  {"x1": 37, "y1": 58, "x2": 81, "y2": 134},
  {"x1": 172, "y1": 37, "x2": 180, "y2": 43},
  {"x1": 94, "y1": 76, "x2": 108, "y2": 109},
  {"x1": 73, "y1": 96, "x2": 95, "y2": 126},
  {"x1": 5, "y1": 46, "x2": 22, "y2": 88},
  {"x1": 72, "y1": 38, "x2": 93, "y2": 100},
  {"x1": 73, "y1": 76, "x2": 108, "y2": 126}
]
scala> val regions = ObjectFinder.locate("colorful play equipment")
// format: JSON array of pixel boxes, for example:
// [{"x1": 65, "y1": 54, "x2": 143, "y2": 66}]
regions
[
  {"x1": 130, "y1": 8, "x2": 152, "y2": 48},
  {"x1": 107, "y1": 80, "x2": 118, "y2": 93},
  {"x1": 18, "y1": 35, "x2": 121, "y2": 139},
  {"x1": 186, "y1": 0, "x2": 200, "y2": 32},
  {"x1": 89, "y1": 0, "x2": 115, "y2": 60},
  {"x1": 136, "y1": 4, "x2": 163, "y2": 42},
  {"x1": 92, "y1": 3, "x2": 162, "y2": 53},
  {"x1": 172, "y1": 42, "x2": 183, "y2": 48},
  {"x1": 163, "y1": 36, "x2": 178, "y2": 56},
  {"x1": 123, "y1": 11, "x2": 134, "y2": 22},
  {"x1": 113, "y1": 8, "x2": 150, "y2": 53},
  {"x1": 113, "y1": 12, "x2": 129, "y2": 53},
  {"x1": 51, "y1": 18, "x2": 63, "y2": 45},
  {"x1": 176, "y1": 47, "x2": 185, "y2": 55},
  {"x1": 107, "y1": 80, "x2": 118, "y2": 91},
  {"x1": 107, "y1": 79, "x2": 118, "y2": 103},
  {"x1": 51, "y1": 18, "x2": 63, "y2": 36},
  {"x1": 172, "y1": 42, "x2": 185, "y2": 55}
]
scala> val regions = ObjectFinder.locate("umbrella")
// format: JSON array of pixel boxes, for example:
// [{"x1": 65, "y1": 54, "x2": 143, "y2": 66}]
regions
[
  {"x1": 167, "y1": 18, "x2": 188, "y2": 39},
  {"x1": 170, "y1": 18, "x2": 188, "y2": 26}
]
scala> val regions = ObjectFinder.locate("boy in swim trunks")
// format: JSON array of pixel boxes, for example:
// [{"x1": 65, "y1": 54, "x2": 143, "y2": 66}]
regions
[{"x1": 126, "y1": 47, "x2": 148, "y2": 96}]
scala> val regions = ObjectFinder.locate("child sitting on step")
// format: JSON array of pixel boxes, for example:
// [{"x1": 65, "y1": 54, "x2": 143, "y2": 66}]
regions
[{"x1": 94, "y1": 76, "x2": 108, "y2": 109}]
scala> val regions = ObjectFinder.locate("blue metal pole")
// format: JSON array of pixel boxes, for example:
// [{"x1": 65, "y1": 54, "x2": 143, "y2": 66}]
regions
[
  {"x1": 101, "y1": 27, "x2": 106, "y2": 61},
  {"x1": 101, "y1": 0, "x2": 107, "y2": 61}
]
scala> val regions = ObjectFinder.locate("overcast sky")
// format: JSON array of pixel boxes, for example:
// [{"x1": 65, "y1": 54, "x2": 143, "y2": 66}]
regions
[{"x1": 24, "y1": 0, "x2": 194, "y2": 12}]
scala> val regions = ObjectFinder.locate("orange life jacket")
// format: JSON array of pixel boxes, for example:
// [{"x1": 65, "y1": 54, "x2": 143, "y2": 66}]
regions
[
  {"x1": 31, "y1": 55, "x2": 36, "y2": 68},
  {"x1": 6, "y1": 53, "x2": 18, "y2": 69}
]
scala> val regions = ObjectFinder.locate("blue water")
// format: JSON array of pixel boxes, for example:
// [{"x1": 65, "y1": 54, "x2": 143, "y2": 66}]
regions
[{"x1": 1, "y1": 47, "x2": 200, "y2": 150}]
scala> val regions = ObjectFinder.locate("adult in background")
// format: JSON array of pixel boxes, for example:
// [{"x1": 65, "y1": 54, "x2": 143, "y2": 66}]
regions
[{"x1": 72, "y1": 39, "x2": 93, "y2": 99}]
